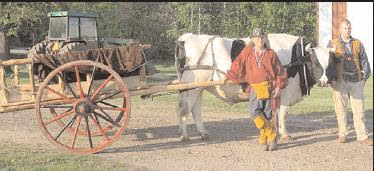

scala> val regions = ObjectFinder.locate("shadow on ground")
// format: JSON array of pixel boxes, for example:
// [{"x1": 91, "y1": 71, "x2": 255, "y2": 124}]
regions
[{"x1": 101, "y1": 109, "x2": 373, "y2": 153}]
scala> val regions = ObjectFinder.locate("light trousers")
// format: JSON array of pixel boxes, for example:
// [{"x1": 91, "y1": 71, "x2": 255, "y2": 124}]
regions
[{"x1": 331, "y1": 80, "x2": 369, "y2": 141}]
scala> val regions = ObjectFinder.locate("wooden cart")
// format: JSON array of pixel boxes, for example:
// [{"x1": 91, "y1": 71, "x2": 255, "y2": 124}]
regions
[{"x1": 0, "y1": 45, "x2": 227, "y2": 155}]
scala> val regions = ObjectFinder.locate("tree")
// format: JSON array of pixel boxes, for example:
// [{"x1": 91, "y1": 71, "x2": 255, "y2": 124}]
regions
[
  {"x1": 1, "y1": 2, "x2": 317, "y2": 63},
  {"x1": 0, "y1": 2, "x2": 58, "y2": 46}
]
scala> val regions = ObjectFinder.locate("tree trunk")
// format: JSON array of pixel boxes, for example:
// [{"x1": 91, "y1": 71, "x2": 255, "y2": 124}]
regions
[
  {"x1": 198, "y1": 6, "x2": 201, "y2": 35},
  {"x1": 0, "y1": 32, "x2": 10, "y2": 61}
]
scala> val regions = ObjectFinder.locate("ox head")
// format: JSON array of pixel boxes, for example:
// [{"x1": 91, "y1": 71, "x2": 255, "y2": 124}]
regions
[{"x1": 305, "y1": 43, "x2": 340, "y2": 87}]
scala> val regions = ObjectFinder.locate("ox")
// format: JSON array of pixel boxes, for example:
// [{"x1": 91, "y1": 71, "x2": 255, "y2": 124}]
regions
[{"x1": 174, "y1": 33, "x2": 336, "y2": 142}]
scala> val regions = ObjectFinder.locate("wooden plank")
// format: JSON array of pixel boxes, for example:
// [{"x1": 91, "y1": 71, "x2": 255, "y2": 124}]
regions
[
  {"x1": 1, "y1": 75, "x2": 147, "y2": 108},
  {"x1": 0, "y1": 58, "x2": 34, "y2": 66},
  {"x1": 130, "y1": 79, "x2": 234, "y2": 96},
  {"x1": 13, "y1": 65, "x2": 20, "y2": 85},
  {"x1": 0, "y1": 63, "x2": 8, "y2": 105},
  {"x1": 28, "y1": 62, "x2": 36, "y2": 100},
  {"x1": 0, "y1": 99, "x2": 68, "y2": 113}
]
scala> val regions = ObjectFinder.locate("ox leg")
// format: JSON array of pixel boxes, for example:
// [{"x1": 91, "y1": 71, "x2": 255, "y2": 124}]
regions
[
  {"x1": 278, "y1": 105, "x2": 294, "y2": 143},
  {"x1": 177, "y1": 88, "x2": 203, "y2": 142},
  {"x1": 191, "y1": 91, "x2": 210, "y2": 140}
]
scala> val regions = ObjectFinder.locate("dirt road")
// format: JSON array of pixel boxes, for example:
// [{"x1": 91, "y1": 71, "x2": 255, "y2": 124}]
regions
[{"x1": 0, "y1": 99, "x2": 372, "y2": 171}]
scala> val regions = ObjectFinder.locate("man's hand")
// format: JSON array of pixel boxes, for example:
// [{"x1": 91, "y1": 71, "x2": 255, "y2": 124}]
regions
[{"x1": 272, "y1": 87, "x2": 281, "y2": 98}]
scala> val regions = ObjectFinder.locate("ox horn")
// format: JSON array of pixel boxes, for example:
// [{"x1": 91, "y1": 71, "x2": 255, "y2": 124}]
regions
[
  {"x1": 305, "y1": 42, "x2": 313, "y2": 52},
  {"x1": 329, "y1": 46, "x2": 336, "y2": 52}
]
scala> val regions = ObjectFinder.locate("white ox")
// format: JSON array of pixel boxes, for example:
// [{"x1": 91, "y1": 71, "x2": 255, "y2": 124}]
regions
[{"x1": 174, "y1": 33, "x2": 335, "y2": 142}]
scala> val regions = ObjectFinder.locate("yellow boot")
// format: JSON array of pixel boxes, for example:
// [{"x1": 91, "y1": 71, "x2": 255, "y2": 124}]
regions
[
  {"x1": 259, "y1": 128, "x2": 267, "y2": 144},
  {"x1": 265, "y1": 122, "x2": 278, "y2": 151},
  {"x1": 253, "y1": 114, "x2": 270, "y2": 151},
  {"x1": 259, "y1": 129, "x2": 268, "y2": 151}
]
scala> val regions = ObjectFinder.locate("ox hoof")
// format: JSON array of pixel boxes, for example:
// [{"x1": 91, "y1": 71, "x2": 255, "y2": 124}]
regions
[
  {"x1": 279, "y1": 136, "x2": 294, "y2": 143},
  {"x1": 200, "y1": 133, "x2": 210, "y2": 141},
  {"x1": 181, "y1": 136, "x2": 190, "y2": 142}
]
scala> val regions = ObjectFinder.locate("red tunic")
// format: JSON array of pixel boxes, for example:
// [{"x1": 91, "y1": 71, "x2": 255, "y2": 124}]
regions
[{"x1": 227, "y1": 45, "x2": 288, "y2": 94}]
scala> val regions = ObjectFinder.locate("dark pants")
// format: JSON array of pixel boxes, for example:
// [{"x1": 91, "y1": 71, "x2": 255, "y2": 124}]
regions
[{"x1": 248, "y1": 90, "x2": 272, "y2": 120}]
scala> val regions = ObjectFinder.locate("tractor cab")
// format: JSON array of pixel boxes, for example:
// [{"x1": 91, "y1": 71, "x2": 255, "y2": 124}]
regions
[{"x1": 47, "y1": 10, "x2": 99, "y2": 53}]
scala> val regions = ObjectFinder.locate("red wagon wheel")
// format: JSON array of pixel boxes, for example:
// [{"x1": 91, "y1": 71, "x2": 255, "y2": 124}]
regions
[{"x1": 35, "y1": 60, "x2": 131, "y2": 154}]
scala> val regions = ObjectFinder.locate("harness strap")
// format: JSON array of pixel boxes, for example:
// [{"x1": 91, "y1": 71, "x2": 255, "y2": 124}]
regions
[
  {"x1": 300, "y1": 37, "x2": 309, "y2": 95},
  {"x1": 180, "y1": 65, "x2": 212, "y2": 72},
  {"x1": 196, "y1": 36, "x2": 217, "y2": 67},
  {"x1": 210, "y1": 36, "x2": 220, "y2": 81}
]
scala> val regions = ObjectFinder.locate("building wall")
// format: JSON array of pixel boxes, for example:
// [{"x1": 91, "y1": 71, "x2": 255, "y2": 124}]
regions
[{"x1": 347, "y1": 2, "x2": 373, "y2": 71}]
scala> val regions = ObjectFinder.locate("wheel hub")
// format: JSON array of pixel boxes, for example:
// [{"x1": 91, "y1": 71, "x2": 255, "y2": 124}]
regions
[{"x1": 74, "y1": 99, "x2": 94, "y2": 117}]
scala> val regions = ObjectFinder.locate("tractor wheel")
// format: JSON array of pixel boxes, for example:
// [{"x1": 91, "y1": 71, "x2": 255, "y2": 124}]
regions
[
  {"x1": 35, "y1": 60, "x2": 131, "y2": 154},
  {"x1": 27, "y1": 40, "x2": 49, "y2": 58},
  {"x1": 60, "y1": 42, "x2": 83, "y2": 54},
  {"x1": 28, "y1": 40, "x2": 50, "y2": 83}
]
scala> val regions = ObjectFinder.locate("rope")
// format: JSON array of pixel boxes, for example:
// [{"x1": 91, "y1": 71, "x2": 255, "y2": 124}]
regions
[{"x1": 300, "y1": 37, "x2": 309, "y2": 95}]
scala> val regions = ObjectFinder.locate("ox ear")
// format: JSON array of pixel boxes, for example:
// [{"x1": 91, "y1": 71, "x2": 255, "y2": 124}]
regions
[{"x1": 305, "y1": 42, "x2": 313, "y2": 52}]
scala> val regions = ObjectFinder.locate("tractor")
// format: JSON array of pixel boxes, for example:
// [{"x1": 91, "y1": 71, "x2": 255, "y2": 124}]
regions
[
  {"x1": 29, "y1": 10, "x2": 102, "y2": 56},
  {"x1": 27, "y1": 10, "x2": 154, "y2": 82}
]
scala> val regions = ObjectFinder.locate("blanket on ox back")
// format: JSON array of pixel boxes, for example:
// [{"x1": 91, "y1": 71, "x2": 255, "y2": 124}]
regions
[{"x1": 33, "y1": 44, "x2": 146, "y2": 81}]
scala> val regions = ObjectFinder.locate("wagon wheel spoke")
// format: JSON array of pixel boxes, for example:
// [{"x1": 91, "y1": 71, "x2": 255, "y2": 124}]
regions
[
  {"x1": 93, "y1": 112, "x2": 101, "y2": 127},
  {"x1": 55, "y1": 114, "x2": 78, "y2": 141},
  {"x1": 84, "y1": 116, "x2": 93, "y2": 148},
  {"x1": 94, "y1": 105, "x2": 128, "y2": 112},
  {"x1": 93, "y1": 111, "x2": 120, "y2": 127},
  {"x1": 45, "y1": 86, "x2": 75, "y2": 103},
  {"x1": 71, "y1": 116, "x2": 82, "y2": 148},
  {"x1": 99, "y1": 107, "x2": 124, "y2": 127},
  {"x1": 57, "y1": 72, "x2": 78, "y2": 99},
  {"x1": 87, "y1": 66, "x2": 97, "y2": 97},
  {"x1": 74, "y1": 66, "x2": 85, "y2": 98},
  {"x1": 45, "y1": 110, "x2": 74, "y2": 125},
  {"x1": 94, "y1": 90, "x2": 122, "y2": 104},
  {"x1": 50, "y1": 107, "x2": 70, "y2": 127},
  {"x1": 41, "y1": 105, "x2": 73, "y2": 109},
  {"x1": 89, "y1": 114, "x2": 110, "y2": 142},
  {"x1": 90, "y1": 75, "x2": 114, "y2": 101},
  {"x1": 98, "y1": 101, "x2": 120, "y2": 108}
]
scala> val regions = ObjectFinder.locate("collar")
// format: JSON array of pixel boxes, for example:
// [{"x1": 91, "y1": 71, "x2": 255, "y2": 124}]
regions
[{"x1": 339, "y1": 36, "x2": 353, "y2": 43}]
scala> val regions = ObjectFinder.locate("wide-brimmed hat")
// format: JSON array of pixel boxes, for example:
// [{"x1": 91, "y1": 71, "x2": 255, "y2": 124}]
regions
[{"x1": 250, "y1": 28, "x2": 266, "y2": 38}]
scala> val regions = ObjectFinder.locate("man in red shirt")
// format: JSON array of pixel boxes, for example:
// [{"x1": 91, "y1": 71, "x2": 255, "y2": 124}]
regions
[{"x1": 226, "y1": 28, "x2": 288, "y2": 151}]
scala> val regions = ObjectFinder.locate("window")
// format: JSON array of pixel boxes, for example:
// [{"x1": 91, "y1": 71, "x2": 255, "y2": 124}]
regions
[
  {"x1": 69, "y1": 17, "x2": 79, "y2": 40},
  {"x1": 49, "y1": 17, "x2": 67, "y2": 40},
  {"x1": 80, "y1": 18, "x2": 98, "y2": 41}
]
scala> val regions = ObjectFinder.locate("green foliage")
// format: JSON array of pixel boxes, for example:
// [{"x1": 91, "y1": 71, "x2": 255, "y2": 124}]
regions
[
  {"x1": 0, "y1": 2, "x2": 53, "y2": 46},
  {"x1": 1, "y1": 2, "x2": 318, "y2": 61}
]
